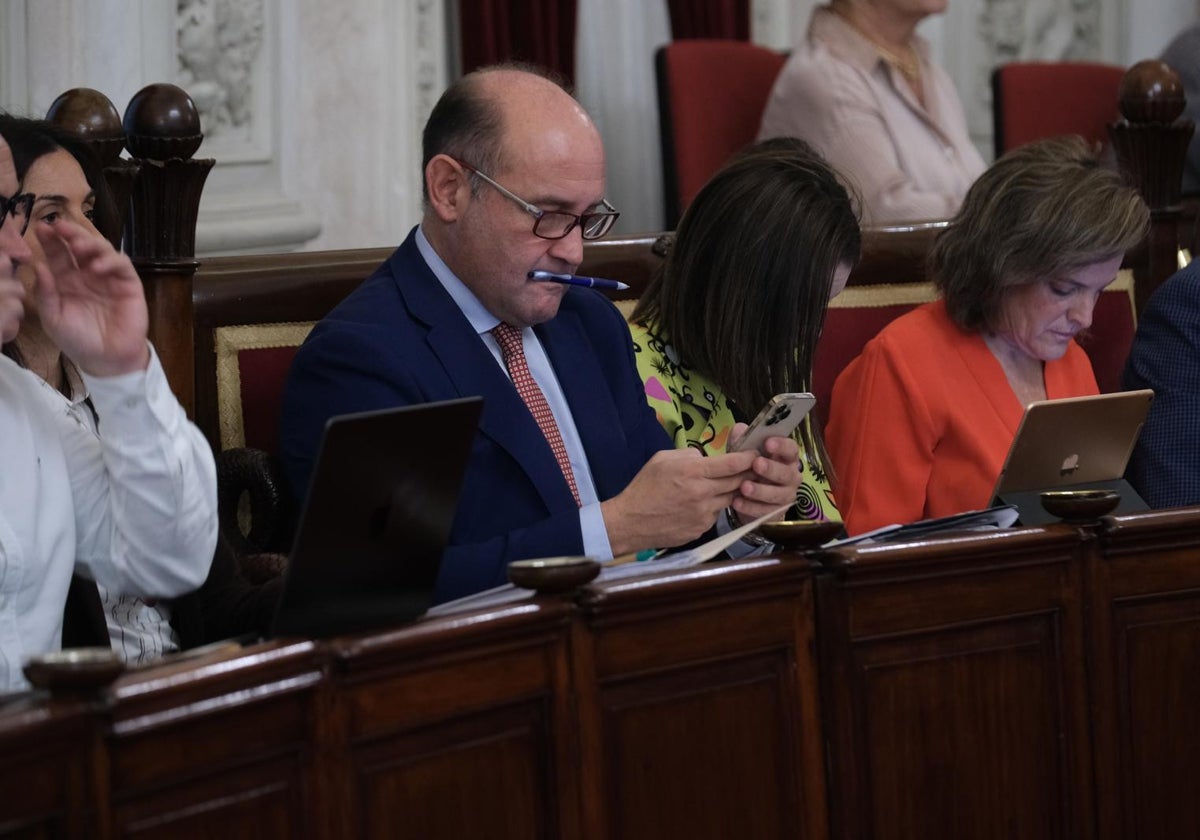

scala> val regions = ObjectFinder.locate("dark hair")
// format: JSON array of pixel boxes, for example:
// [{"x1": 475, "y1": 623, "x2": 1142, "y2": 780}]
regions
[
  {"x1": 632, "y1": 136, "x2": 861, "y2": 466},
  {"x1": 931, "y1": 135, "x2": 1150, "y2": 332},
  {"x1": 420, "y1": 62, "x2": 571, "y2": 206},
  {"x1": 0, "y1": 112, "x2": 120, "y2": 247},
  {"x1": 0, "y1": 113, "x2": 119, "y2": 399}
]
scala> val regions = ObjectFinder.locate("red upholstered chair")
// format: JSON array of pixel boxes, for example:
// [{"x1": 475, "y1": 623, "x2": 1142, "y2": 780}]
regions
[
  {"x1": 991, "y1": 61, "x2": 1126, "y2": 158},
  {"x1": 213, "y1": 324, "x2": 313, "y2": 455},
  {"x1": 814, "y1": 282, "x2": 938, "y2": 429},
  {"x1": 655, "y1": 39, "x2": 787, "y2": 227},
  {"x1": 209, "y1": 323, "x2": 314, "y2": 555},
  {"x1": 1076, "y1": 269, "x2": 1138, "y2": 394}
]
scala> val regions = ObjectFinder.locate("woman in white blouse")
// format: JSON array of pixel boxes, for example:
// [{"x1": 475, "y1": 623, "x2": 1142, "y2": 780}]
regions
[{"x1": 0, "y1": 125, "x2": 217, "y2": 692}]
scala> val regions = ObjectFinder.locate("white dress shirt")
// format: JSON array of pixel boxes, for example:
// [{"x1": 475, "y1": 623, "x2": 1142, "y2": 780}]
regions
[
  {"x1": 27, "y1": 369, "x2": 182, "y2": 664},
  {"x1": 0, "y1": 348, "x2": 216, "y2": 691}
]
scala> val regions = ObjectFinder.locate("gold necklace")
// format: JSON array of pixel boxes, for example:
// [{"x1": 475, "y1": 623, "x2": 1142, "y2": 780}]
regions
[
  {"x1": 871, "y1": 41, "x2": 921, "y2": 80},
  {"x1": 831, "y1": 6, "x2": 922, "y2": 80}
]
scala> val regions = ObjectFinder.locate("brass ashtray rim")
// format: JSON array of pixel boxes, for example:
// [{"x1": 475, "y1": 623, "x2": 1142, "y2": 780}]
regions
[
  {"x1": 507, "y1": 555, "x2": 601, "y2": 593},
  {"x1": 755, "y1": 518, "x2": 844, "y2": 549},
  {"x1": 22, "y1": 646, "x2": 125, "y2": 692},
  {"x1": 1039, "y1": 488, "x2": 1122, "y2": 522}
]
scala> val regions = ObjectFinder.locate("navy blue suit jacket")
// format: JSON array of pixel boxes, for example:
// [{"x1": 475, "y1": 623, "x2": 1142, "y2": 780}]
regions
[
  {"x1": 279, "y1": 228, "x2": 671, "y2": 602},
  {"x1": 1123, "y1": 262, "x2": 1200, "y2": 508}
]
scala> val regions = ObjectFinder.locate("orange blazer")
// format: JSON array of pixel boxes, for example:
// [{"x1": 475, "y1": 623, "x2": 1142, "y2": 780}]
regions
[{"x1": 826, "y1": 301, "x2": 1099, "y2": 534}]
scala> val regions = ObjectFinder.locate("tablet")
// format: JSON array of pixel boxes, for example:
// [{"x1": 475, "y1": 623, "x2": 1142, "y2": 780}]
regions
[{"x1": 991, "y1": 389, "x2": 1154, "y2": 523}]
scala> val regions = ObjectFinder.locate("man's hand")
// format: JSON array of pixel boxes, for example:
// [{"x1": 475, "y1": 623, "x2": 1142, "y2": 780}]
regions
[
  {"x1": 0, "y1": 257, "x2": 25, "y2": 344},
  {"x1": 727, "y1": 423, "x2": 804, "y2": 520},
  {"x1": 32, "y1": 220, "x2": 150, "y2": 377},
  {"x1": 601, "y1": 447, "x2": 759, "y2": 556}
]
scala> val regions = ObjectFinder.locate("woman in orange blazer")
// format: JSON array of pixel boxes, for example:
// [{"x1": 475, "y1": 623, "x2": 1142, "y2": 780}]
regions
[{"x1": 826, "y1": 137, "x2": 1149, "y2": 535}]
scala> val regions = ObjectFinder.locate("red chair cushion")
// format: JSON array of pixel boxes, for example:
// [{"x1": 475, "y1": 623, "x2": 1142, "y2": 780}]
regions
[
  {"x1": 237, "y1": 345, "x2": 301, "y2": 455},
  {"x1": 993, "y1": 62, "x2": 1125, "y2": 155},
  {"x1": 659, "y1": 40, "x2": 787, "y2": 219},
  {"x1": 1078, "y1": 287, "x2": 1136, "y2": 394}
]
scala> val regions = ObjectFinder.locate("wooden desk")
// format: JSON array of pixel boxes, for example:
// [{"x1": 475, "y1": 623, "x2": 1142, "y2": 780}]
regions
[
  {"x1": 571, "y1": 557, "x2": 826, "y2": 840},
  {"x1": 324, "y1": 600, "x2": 576, "y2": 839},
  {"x1": 3, "y1": 512, "x2": 1200, "y2": 838},
  {"x1": 1090, "y1": 508, "x2": 1200, "y2": 840},
  {"x1": 817, "y1": 526, "x2": 1094, "y2": 840}
]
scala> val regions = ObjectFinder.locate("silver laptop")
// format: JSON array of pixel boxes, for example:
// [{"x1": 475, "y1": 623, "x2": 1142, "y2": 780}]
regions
[{"x1": 991, "y1": 389, "x2": 1154, "y2": 524}]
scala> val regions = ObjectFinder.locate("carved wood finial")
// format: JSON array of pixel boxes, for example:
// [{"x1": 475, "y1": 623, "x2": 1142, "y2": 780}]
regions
[
  {"x1": 120, "y1": 83, "x2": 214, "y2": 417},
  {"x1": 1118, "y1": 60, "x2": 1187, "y2": 125},
  {"x1": 122, "y1": 83, "x2": 204, "y2": 161},
  {"x1": 1109, "y1": 59, "x2": 1194, "y2": 313},
  {"x1": 45, "y1": 87, "x2": 126, "y2": 166}
]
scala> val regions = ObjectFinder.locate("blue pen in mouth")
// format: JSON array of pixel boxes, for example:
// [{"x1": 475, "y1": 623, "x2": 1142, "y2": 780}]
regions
[{"x1": 527, "y1": 270, "x2": 630, "y2": 291}]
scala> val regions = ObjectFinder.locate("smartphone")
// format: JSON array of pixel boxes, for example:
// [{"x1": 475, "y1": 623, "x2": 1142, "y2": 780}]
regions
[{"x1": 729, "y1": 392, "x2": 816, "y2": 454}]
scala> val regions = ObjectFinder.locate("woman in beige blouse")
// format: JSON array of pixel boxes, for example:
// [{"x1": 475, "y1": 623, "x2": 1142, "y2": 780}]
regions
[{"x1": 759, "y1": 0, "x2": 985, "y2": 224}]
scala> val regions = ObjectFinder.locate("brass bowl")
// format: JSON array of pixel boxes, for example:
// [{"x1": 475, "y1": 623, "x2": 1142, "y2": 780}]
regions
[
  {"x1": 507, "y1": 556, "x2": 601, "y2": 594},
  {"x1": 755, "y1": 519, "x2": 844, "y2": 550},
  {"x1": 1039, "y1": 489, "x2": 1121, "y2": 523},
  {"x1": 23, "y1": 647, "x2": 125, "y2": 692}
]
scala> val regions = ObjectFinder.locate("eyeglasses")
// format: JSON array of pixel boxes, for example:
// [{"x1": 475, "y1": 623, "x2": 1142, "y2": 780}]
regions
[
  {"x1": 0, "y1": 192, "x2": 33, "y2": 236},
  {"x1": 457, "y1": 160, "x2": 619, "y2": 241}
]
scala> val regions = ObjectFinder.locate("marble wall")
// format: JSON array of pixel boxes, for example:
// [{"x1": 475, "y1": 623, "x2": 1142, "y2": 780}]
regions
[
  {"x1": 0, "y1": 0, "x2": 447, "y2": 254},
  {"x1": 0, "y1": 0, "x2": 1195, "y2": 253}
]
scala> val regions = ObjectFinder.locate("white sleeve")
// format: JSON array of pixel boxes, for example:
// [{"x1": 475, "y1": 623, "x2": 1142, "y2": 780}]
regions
[{"x1": 69, "y1": 345, "x2": 217, "y2": 598}]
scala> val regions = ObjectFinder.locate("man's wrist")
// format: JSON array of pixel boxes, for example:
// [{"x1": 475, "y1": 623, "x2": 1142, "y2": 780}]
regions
[{"x1": 724, "y1": 506, "x2": 771, "y2": 547}]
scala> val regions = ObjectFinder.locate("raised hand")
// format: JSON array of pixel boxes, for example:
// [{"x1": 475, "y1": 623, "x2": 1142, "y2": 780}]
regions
[{"x1": 32, "y1": 219, "x2": 149, "y2": 377}]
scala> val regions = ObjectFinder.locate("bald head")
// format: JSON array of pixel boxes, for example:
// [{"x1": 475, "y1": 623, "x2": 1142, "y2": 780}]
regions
[
  {"x1": 421, "y1": 65, "x2": 602, "y2": 206},
  {"x1": 474, "y1": 68, "x2": 597, "y2": 138},
  {"x1": 419, "y1": 64, "x2": 610, "y2": 328}
]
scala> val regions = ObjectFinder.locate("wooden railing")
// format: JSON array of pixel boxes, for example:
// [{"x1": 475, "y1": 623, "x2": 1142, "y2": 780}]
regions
[{"x1": 4, "y1": 507, "x2": 1199, "y2": 839}]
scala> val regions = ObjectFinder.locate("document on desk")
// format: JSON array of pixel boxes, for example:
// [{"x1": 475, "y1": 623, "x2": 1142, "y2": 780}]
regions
[
  {"x1": 427, "y1": 503, "x2": 791, "y2": 616},
  {"x1": 823, "y1": 505, "x2": 1020, "y2": 548},
  {"x1": 599, "y1": 502, "x2": 791, "y2": 581}
]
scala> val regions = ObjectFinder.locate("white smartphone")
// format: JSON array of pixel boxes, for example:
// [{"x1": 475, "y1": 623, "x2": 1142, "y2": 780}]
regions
[{"x1": 729, "y1": 392, "x2": 816, "y2": 454}]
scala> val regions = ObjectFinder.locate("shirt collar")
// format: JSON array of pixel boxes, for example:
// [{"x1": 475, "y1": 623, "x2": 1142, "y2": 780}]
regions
[
  {"x1": 415, "y1": 224, "x2": 503, "y2": 335},
  {"x1": 809, "y1": 6, "x2": 932, "y2": 76}
]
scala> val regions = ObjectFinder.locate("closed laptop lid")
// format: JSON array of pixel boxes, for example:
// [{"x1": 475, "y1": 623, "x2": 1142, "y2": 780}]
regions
[
  {"x1": 270, "y1": 396, "x2": 483, "y2": 639},
  {"x1": 991, "y1": 389, "x2": 1154, "y2": 498}
]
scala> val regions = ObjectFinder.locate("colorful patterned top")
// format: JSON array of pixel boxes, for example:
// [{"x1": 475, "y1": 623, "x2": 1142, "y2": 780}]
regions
[{"x1": 628, "y1": 320, "x2": 841, "y2": 523}]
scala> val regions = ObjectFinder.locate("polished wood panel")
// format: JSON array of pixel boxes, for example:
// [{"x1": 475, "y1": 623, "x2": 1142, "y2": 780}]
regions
[
  {"x1": 1090, "y1": 508, "x2": 1200, "y2": 840},
  {"x1": 105, "y1": 641, "x2": 322, "y2": 839},
  {"x1": 3, "y1": 512, "x2": 1200, "y2": 838},
  {"x1": 817, "y1": 527, "x2": 1095, "y2": 840},
  {"x1": 0, "y1": 698, "x2": 101, "y2": 838},
  {"x1": 572, "y1": 557, "x2": 828, "y2": 840},
  {"x1": 327, "y1": 601, "x2": 577, "y2": 840}
]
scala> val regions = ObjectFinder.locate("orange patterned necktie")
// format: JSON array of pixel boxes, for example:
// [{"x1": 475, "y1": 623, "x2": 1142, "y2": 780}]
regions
[{"x1": 491, "y1": 323, "x2": 582, "y2": 506}]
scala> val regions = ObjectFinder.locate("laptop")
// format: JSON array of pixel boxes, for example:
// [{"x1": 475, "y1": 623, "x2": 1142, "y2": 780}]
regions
[
  {"x1": 990, "y1": 389, "x2": 1154, "y2": 525},
  {"x1": 269, "y1": 397, "x2": 483, "y2": 638}
]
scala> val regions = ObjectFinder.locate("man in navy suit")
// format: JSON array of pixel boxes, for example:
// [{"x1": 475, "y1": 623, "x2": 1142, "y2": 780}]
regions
[
  {"x1": 1123, "y1": 261, "x2": 1200, "y2": 508},
  {"x1": 279, "y1": 65, "x2": 803, "y2": 603}
]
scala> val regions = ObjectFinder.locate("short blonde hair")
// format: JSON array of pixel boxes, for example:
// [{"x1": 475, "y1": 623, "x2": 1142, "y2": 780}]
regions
[{"x1": 931, "y1": 136, "x2": 1149, "y2": 332}]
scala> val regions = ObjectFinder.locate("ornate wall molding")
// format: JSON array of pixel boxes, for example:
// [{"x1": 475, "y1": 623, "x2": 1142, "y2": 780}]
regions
[
  {"x1": 980, "y1": 0, "x2": 1101, "y2": 65},
  {"x1": 177, "y1": 0, "x2": 269, "y2": 162}
]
